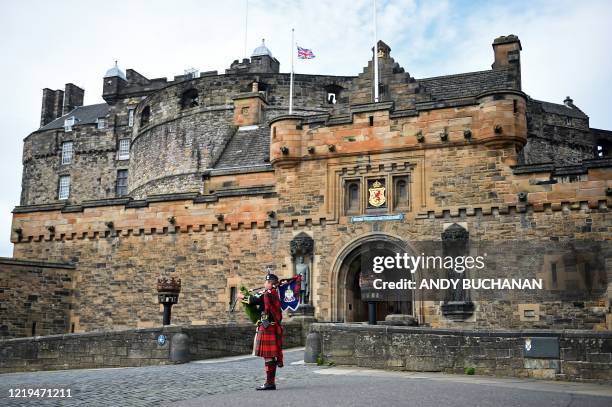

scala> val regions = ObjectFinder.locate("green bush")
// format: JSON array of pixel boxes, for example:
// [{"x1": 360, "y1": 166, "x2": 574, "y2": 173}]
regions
[
  {"x1": 465, "y1": 367, "x2": 475, "y2": 375},
  {"x1": 316, "y1": 353, "x2": 334, "y2": 366}
]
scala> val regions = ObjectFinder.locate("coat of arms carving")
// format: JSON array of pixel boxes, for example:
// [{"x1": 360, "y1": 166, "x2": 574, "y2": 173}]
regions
[{"x1": 368, "y1": 180, "x2": 386, "y2": 207}]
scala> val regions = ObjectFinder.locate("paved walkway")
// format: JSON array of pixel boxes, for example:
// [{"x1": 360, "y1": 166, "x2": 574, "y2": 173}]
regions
[{"x1": 1, "y1": 348, "x2": 611, "y2": 406}]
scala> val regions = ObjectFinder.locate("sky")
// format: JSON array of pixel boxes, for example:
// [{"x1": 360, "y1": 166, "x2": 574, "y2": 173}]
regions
[{"x1": 0, "y1": 0, "x2": 610, "y2": 257}]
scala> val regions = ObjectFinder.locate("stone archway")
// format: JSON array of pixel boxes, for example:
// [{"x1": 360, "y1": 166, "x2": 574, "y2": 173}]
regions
[{"x1": 331, "y1": 233, "x2": 415, "y2": 323}]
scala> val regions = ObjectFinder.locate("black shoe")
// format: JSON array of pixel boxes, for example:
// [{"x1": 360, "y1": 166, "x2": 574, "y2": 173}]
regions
[{"x1": 256, "y1": 383, "x2": 276, "y2": 391}]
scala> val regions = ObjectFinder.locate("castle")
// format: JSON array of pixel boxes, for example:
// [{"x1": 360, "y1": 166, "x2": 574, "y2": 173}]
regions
[{"x1": 1, "y1": 35, "x2": 611, "y2": 338}]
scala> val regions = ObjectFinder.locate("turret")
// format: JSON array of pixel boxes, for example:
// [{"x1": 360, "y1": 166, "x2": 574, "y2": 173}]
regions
[{"x1": 102, "y1": 61, "x2": 127, "y2": 105}]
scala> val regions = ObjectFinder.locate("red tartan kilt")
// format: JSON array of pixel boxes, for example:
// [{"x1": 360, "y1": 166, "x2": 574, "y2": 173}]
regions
[{"x1": 253, "y1": 324, "x2": 281, "y2": 358}]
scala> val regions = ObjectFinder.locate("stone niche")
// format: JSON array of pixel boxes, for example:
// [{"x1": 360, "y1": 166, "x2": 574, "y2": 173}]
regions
[
  {"x1": 440, "y1": 223, "x2": 475, "y2": 320},
  {"x1": 289, "y1": 233, "x2": 315, "y2": 316}
]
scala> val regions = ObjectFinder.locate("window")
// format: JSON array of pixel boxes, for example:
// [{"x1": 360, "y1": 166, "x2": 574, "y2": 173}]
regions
[
  {"x1": 180, "y1": 88, "x2": 199, "y2": 109},
  {"x1": 393, "y1": 176, "x2": 409, "y2": 210},
  {"x1": 345, "y1": 181, "x2": 360, "y2": 214},
  {"x1": 61, "y1": 141, "x2": 73, "y2": 165},
  {"x1": 116, "y1": 169, "x2": 128, "y2": 196},
  {"x1": 64, "y1": 117, "x2": 75, "y2": 132},
  {"x1": 128, "y1": 108, "x2": 134, "y2": 127},
  {"x1": 551, "y1": 262, "x2": 557, "y2": 288},
  {"x1": 97, "y1": 118, "x2": 106, "y2": 129},
  {"x1": 58, "y1": 175, "x2": 70, "y2": 200},
  {"x1": 229, "y1": 286, "x2": 237, "y2": 310},
  {"x1": 118, "y1": 139, "x2": 130, "y2": 160},
  {"x1": 140, "y1": 106, "x2": 150, "y2": 126},
  {"x1": 596, "y1": 140, "x2": 612, "y2": 159},
  {"x1": 324, "y1": 84, "x2": 343, "y2": 105}
]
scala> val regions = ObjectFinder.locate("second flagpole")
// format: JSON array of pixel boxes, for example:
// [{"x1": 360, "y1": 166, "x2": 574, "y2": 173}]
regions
[{"x1": 289, "y1": 28, "x2": 294, "y2": 115}]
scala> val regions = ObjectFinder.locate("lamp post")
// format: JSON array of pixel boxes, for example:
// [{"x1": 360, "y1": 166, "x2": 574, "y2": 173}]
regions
[{"x1": 157, "y1": 277, "x2": 181, "y2": 325}]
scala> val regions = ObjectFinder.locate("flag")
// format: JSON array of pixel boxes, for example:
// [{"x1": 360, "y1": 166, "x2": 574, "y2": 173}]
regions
[
  {"x1": 278, "y1": 275, "x2": 301, "y2": 311},
  {"x1": 297, "y1": 46, "x2": 315, "y2": 59}
]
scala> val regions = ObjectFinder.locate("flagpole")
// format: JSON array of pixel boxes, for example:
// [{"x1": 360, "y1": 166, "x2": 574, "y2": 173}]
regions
[
  {"x1": 373, "y1": 0, "x2": 379, "y2": 103},
  {"x1": 289, "y1": 28, "x2": 295, "y2": 114}
]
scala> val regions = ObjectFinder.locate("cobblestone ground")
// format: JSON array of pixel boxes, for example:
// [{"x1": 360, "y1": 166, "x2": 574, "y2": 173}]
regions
[{"x1": 1, "y1": 348, "x2": 611, "y2": 407}]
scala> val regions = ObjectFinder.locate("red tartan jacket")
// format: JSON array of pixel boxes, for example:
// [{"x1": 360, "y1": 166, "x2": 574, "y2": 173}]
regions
[{"x1": 247, "y1": 288, "x2": 282, "y2": 324}]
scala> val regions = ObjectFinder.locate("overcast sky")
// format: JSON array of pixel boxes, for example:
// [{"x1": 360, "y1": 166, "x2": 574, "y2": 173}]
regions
[{"x1": 0, "y1": 0, "x2": 610, "y2": 257}]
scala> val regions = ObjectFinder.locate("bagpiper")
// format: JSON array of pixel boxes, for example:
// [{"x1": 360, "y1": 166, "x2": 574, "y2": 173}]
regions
[{"x1": 237, "y1": 273, "x2": 284, "y2": 390}]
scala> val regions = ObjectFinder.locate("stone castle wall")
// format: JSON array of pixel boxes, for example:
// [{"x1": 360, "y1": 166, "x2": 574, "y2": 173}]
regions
[
  {"x1": 310, "y1": 323, "x2": 612, "y2": 383},
  {"x1": 0, "y1": 258, "x2": 75, "y2": 338},
  {"x1": 10, "y1": 156, "x2": 611, "y2": 334}
]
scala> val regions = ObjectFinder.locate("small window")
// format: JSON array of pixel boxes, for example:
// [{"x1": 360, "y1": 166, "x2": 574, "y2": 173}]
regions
[
  {"x1": 596, "y1": 140, "x2": 612, "y2": 159},
  {"x1": 345, "y1": 181, "x2": 360, "y2": 214},
  {"x1": 551, "y1": 262, "x2": 557, "y2": 288},
  {"x1": 181, "y1": 88, "x2": 199, "y2": 109},
  {"x1": 61, "y1": 141, "x2": 73, "y2": 165},
  {"x1": 229, "y1": 286, "x2": 237, "y2": 310},
  {"x1": 393, "y1": 176, "x2": 409, "y2": 210},
  {"x1": 118, "y1": 139, "x2": 130, "y2": 160},
  {"x1": 58, "y1": 175, "x2": 70, "y2": 200},
  {"x1": 116, "y1": 169, "x2": 128, "y2": 196},
  {"x1": 96, "y1": 118, "x2": 106, "y2": 129},
  {"x1": 140, "y1": 106, "x2": 150, "y2": 126},
  {"x1": 128, "y1": 108, "x2": 134, "y2": 127},
  {"x1": 64, "y1": 117, "x2": 75, "y2": 132},
  {"x1": 324, "y1": 84, "x2": 343, "y2": 105}
]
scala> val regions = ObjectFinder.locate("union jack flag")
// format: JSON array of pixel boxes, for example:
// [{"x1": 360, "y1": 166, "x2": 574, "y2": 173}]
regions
[{"x1": 297, "y1": 46, "x2": 315, "y2": 59}]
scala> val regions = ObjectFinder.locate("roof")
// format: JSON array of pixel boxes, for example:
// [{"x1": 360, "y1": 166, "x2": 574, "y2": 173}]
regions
[
  {"x1": 417, "y1": 68, "x2": 516, "y2": 101},
  {"x1": 252, "y1": 39, "x2": 273, "y2": 58},
  {"x1": 38, "y1": 103, "x2": 110, "y2": 131},
  {"x1": 214, "y1": 126, "x2": 270, "y2": 169},
  {"x1": 104, "y1": 62, "x2": 127, "y2": 80},
  {"x1": 536, "y1": 100, "x2": 588, "y2": 119}
]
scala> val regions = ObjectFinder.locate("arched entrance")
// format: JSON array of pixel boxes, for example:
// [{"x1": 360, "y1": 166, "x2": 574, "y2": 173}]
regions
[{"x1": 332, "y1": 233, "x2": 414, "y2": 323}]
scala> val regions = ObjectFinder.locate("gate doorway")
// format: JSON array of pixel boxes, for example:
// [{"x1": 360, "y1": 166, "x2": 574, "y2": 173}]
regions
[{"x1": 334, "y1": 234, "x2": 413, "y2": 323}]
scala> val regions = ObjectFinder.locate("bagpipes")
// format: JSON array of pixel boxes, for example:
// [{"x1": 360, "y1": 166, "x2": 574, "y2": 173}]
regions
[{"x1": 230, "y1": 275, "x2": 302, "y2": 323}]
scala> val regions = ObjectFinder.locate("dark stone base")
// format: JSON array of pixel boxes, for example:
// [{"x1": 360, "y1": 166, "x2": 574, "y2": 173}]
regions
[{"x1": 289, "y1": 303, "x2": 314, "y2": 317}]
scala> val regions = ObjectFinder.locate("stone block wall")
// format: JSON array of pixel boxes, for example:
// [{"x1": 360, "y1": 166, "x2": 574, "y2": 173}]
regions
[
  {"x1": 0, "y1": 323, "x2": 304, "y2": 373},
  {"x1": 0, "y1": 258, "x2": 75, "y2": 339},
  {"x1": 310, "y1": 323, "x2": 612, "y2": 383},
  {"x1": 8, "y1": 171, "x2": 610, "y2": 334}
]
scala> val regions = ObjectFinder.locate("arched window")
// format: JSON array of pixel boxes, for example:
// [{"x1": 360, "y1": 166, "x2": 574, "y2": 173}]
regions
[
  {"x1": 345, "y1": 181, "x2": 360, "y2": 214},
  {"x1": 393, "y1": 176, "x2": 409, "y2": 210},
  {"x1": 324, "y1": 84, "x2": 343, "y2": 105},
  {"x1": 180, "y1": 88, "x2": 199, "y2": 109},
  {"x1": 140, "y1": 106, "x2": 150, "y2": 126}
]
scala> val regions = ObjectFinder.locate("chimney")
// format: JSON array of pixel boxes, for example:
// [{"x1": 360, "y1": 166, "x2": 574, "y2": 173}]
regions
[
  {"x1": 40, "y1": 88, "x2": 64, "y2": 127},
  {"x1": 492, "y1": 34, "x2": 522, "y2": 89},
  {"x1": 62, "y1": 83, "x2": 84, "y2": 115},
  {"x1": 492, "y1": 35, "x2": 521, "y2": 69}
]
